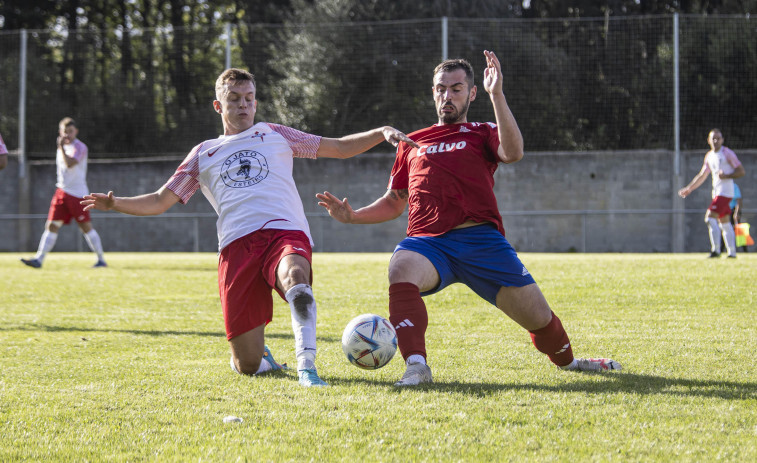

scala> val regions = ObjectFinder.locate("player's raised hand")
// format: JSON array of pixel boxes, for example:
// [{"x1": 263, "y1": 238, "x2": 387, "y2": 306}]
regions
[
  {"x1": 316, "y1": 191, "x2": 355, "y2": 224},
  {"x1": 81, "y1": 191, "x2": 116, "y2": 211},
  {"x1": 382, "y1": 126, "x2": 419, "y2": 149},
  {"x1": 483, "y1": 50, "x2": 504, "y2": 96}
]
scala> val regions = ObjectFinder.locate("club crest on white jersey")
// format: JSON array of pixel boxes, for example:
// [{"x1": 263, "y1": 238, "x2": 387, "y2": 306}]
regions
[{"x1": 221, "y1": 150, "x2": 269, "y2": 188}]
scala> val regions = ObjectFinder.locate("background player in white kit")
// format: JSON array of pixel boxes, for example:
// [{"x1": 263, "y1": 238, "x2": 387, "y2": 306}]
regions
[
  {"x1": 82, "y1": 68, "x2": 417, "y2": 387},
  {"x1": 21, "y1": 117, "x2": 107, "y2": 268},
  {"x1": 678, "y1": 129, "x2": 745, "y2": 258}
]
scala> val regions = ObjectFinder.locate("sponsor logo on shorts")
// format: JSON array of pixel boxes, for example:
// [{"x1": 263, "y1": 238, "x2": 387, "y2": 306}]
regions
[
  {"x1": 293, "y1": 246, "x2": 307, "y2": 253},
  {"x1": 220, "y1": 150, "x2": 269, "y2": 188},
  {"x1": 521, "y1": 266, "x2": 530, "y2": 276}
]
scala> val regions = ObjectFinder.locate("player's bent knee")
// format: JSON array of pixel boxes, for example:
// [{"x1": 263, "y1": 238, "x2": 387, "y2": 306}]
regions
[
  {"x1": 387, "y1": 263, "x2": 414, "y2": 284},
  {"x1": 234, "y1": 355, "x2": 262, "y2": 375},
  {"x1": 496, "y1": 283, "x2": 553, "y2": 330},
  {"x1": 277, "y1": 255, "x2": 311, "y2": 289},
  {"x1": 281, "y1": 266, "x2": 308, "y2": 289},
  {"x1": 388, "y1": 251, "x2": 437, "y2": 287}
]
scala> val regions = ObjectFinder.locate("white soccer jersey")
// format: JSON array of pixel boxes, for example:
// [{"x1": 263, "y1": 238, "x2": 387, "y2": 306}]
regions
[
  {"x1": 704, "y1": 147, "x2": 741, "y2": 198},
  {"x1": 165, "y1": 122, "x2": 321, "y2": 251},
  {"x1": 56, "y1": 139, "x2": 89, "y2": 198}
]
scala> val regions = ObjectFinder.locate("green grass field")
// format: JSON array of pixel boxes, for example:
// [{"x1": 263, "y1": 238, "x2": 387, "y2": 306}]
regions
[{"x1": 1, "y1": 252, "x2": 755, "y2": 461}]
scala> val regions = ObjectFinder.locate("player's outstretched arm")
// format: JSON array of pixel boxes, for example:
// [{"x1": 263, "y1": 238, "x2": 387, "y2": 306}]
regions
[
  {"x1": 81, "y1": 186, "x2": 180, "y2": 216},
  {"x1": 483, "y1": 50, "x2": 524, "y2": 164},
  {"x1": 317, "y1": 126, "x2": 419, "y2": 159},
  {"x1": 678, "y1": 163, "x2": 710, "y2": 198},
  {"x1": 316, "y1": 189, "x2": 407, "y2": 224}
]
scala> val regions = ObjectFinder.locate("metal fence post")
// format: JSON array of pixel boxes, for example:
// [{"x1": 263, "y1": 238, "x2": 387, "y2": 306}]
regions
[
  {"x1": 18, "y1": 29, "x2": 31, "y2": 251},
  {"x1": 582, "y1": 212, "x2": 587, "y2": 253},
  {"x1": 672, "y1": 13, "x2": 685, "y2": 252},
  {"x1": 225, "y1": 23, "x2": 232, "y2": 69},
  {"x1": 194, "y1": 217, "x2": 200, "y2": 252},
  {"x1": 441, "y1": 17, "x2": 448, "y2": 61}
]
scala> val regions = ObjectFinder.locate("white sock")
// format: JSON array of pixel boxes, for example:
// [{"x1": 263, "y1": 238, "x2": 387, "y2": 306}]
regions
[
  {"x1": 561, "y1": 359, "x2": 579, "y2": 370},
  {"x1": 255, "y1": 358, "x2": 272, "y2": 374},
  {"x1": 83, "y1": 229, "x2": 105, "y2": 261},
  {"x1": 34, "y1": 230, "x2": 58, "y2": 262},
  {"x1": 406, "y1": 354, "x2": 426, "y2": 366},
  {"x1": 721, "y1": 222, "x2": 737, "y2": 256},
  {"x1": 707, "y1": 218, "x2": 721, "y2": 253},
  {"x1": 285, "y1": 284, "x2": 317, "y2": 371}
]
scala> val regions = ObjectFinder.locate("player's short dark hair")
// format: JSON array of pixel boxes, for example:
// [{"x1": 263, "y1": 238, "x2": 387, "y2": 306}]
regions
[
  {"x1": 59, "y1": 117, "x2": 76, "y2": 129},
  {"x1": 215, "y1": 68, "x2": 256, "y2": 99},
  {"x1": 433, "y1": 59, "x2": 474, "y2": 89}
]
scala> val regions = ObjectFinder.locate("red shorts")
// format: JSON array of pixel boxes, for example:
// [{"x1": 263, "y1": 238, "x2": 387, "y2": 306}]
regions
[
  {"x1": 48, "y1": 188, "x2": 90, "y2": 224},
  {"x1": 708, "y1": 196, "x2": 732, "y2": 218},
  {"x1": 218, "y1": 229, "x2": 312, "y2": 340}
]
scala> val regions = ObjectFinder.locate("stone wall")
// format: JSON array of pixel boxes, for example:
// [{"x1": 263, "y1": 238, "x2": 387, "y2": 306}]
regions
[{"x1": 1, "y1": 149, "x2": 754, "y2": 253}]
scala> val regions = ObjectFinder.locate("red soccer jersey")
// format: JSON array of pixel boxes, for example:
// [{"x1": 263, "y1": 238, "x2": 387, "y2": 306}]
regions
[{"x1": 388, "y1": 122, "x2": 506, "y2": 237}]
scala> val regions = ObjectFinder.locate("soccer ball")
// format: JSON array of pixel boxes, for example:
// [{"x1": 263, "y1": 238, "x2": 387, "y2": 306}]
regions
[{"x1": 341, "y1": 314, "x2": 397, "y2": 370}]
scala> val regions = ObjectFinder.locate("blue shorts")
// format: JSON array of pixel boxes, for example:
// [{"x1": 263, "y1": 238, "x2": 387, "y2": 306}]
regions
[{"x1": 394, "y1": 224, "x2": 536, "y2": 306}]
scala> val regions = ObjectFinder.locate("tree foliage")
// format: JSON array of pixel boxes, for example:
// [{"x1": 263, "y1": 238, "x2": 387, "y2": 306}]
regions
[{"x1": 0, "y1": 0, "x2": 755, "y2": 156}]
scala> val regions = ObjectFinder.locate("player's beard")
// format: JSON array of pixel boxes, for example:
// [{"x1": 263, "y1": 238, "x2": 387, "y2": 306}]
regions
[{"x1": 437, "y1": 96, "x2": 471, "y2": 124}]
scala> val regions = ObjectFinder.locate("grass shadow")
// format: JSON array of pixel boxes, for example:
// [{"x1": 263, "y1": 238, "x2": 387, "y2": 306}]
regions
[
  {"x1": 2, "y1": 323, "x2": 227, "y2": 338},
  {"x1": 115, "y1": 265, "x2": 217, "y2": 272},
  {"x1": 330, "y1": 372, "x2": 756, "y2": 401},
  {"x1": 2, "y1": 323, "x2": 345, "y2": 342}
]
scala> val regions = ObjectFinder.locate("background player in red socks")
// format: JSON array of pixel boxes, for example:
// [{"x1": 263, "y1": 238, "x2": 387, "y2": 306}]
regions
[
  {"x1": 21, "y1": 117, "x2": 107, "y2": 268},
  {"x1": 678, "y1": 129, "x2": 745, "y2": 258},
  {"x1": 83, "y1": 68, "x2": 416, "y2": 388},
  {"x1": 317, "y1": 50, "x2": 621, "y2": 386}
]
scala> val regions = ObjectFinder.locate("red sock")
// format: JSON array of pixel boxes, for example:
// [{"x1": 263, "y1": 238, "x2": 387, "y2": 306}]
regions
[
  {"x1": 388, "y1": 282, "x2": 428, "y2": 361},
  {"x1": 529, "y1": 312, "x2": 574, "y2": 367}
]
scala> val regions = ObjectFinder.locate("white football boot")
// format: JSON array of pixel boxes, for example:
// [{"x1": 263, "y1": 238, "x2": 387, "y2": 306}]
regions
[
  {"x1": 564, "y1": 357, "x2": 622, "y2": 372},
  {"x1": 394, "y1": 362, "x2": 433, "y2": 387}
]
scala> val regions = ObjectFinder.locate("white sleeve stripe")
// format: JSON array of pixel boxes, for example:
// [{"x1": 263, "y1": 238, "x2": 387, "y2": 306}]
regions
[
  {"x1": 266, "y1": 122, "x2": 321, "y2": 159},
  {"x1": 164, "y1": 145, "x2": 201, "y2": 203}
]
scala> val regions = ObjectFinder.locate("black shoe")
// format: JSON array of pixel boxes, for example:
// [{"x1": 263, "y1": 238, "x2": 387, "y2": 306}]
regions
[
  {"x1": 20, "y1": 258, "x2": 42, "y2": 268},
  {"x1": 727, "y1": 255, "x2": 737, "y2": 259},
  {"x1": 708, "y1": 252, "x2": 721, "y2": 258}
]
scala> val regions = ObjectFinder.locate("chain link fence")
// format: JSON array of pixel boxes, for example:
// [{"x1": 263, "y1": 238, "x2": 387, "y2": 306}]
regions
[
  {"x1": 1, "y1": 15, "x2": 755, "y2": 158},
  {"x1": 1, "y1": 15, "x2": 755, "y2": 253}
]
